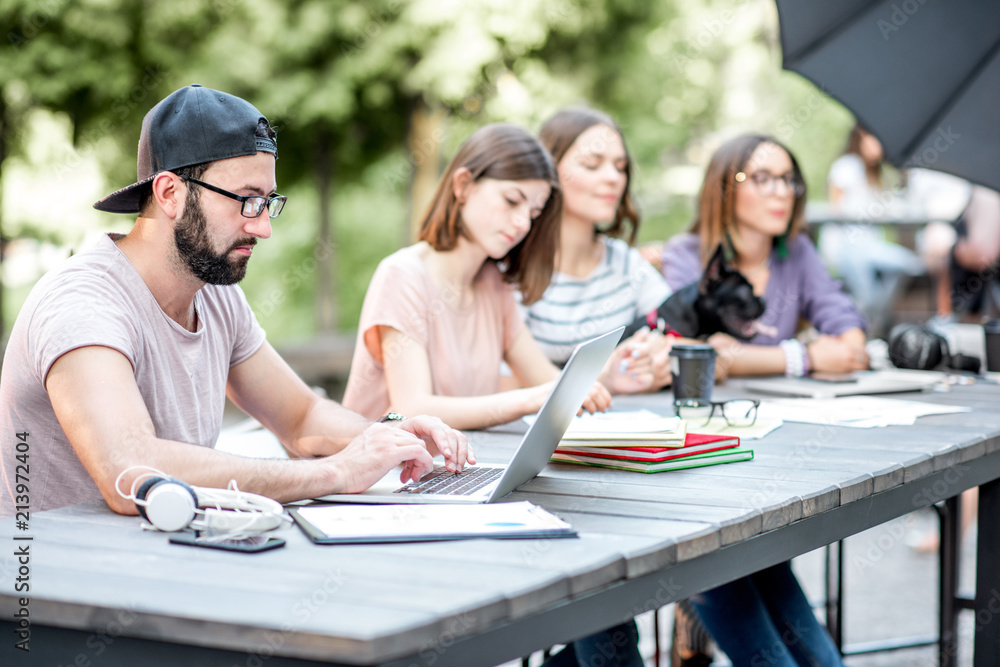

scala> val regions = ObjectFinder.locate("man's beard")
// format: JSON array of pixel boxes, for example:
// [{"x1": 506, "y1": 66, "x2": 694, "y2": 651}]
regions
[{"x1": 173, "y1": 194, "x2": 255, "y2": 285}]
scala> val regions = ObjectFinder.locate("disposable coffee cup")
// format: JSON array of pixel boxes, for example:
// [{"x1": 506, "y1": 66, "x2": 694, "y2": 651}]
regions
[
  {"x1": 669, "y1": 344, "x2": 716, "y2": 401},
  {"x1": 984, "y1": 320, "x2": 1000, "y2": 373}
]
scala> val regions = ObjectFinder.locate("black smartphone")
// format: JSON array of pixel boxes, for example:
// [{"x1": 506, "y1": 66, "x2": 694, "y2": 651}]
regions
[{"x1": 168, "y1": 530, "x2": 286, "y2": 553}]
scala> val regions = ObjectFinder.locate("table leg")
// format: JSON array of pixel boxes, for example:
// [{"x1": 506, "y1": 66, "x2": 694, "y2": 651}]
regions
[
  {"x1": 974, "y1": 478, "x2": 1000, "y2": 667},
  {"x1": 939, "y1": 496, "x2": 960, "y2": 667},
  {"x1": 823, "y1": 541, "x2": 844, "y2": 650}
]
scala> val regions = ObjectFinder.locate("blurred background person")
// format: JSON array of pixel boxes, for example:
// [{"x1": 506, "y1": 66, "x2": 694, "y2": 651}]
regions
[
  {"x1": 819, "y1": 123, "x2": 924, "y2": 338},
  {"x1": 912, "y1": 185, "x2": 998, "y2": 554},
  {"x1": 921, "y1": 185, "x2": 1000, "y2": 323}
]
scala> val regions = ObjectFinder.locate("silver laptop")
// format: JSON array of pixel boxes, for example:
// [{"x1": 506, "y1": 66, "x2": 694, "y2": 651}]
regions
[
  {"x1": 742, "y1": 369, "x2": 943, "y2": 399},
  {"x1": 315, "y1": 327, "x2": 623, "y2": 504}
]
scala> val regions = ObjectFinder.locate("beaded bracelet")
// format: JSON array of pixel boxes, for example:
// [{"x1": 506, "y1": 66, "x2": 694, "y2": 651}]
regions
[{"x1": 779, "y1": 339, "x2": 809, "y2": 377}]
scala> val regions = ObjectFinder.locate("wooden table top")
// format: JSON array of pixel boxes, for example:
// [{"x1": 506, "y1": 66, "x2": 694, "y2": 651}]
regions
[{"x1": 2, "y1": 380, "x2": 999, "y2": 666}]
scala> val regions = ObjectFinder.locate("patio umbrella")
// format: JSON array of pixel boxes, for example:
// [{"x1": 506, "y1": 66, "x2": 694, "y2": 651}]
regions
[{"x1": 775, "y1": 0, "x2": 1000, "y2": 192}]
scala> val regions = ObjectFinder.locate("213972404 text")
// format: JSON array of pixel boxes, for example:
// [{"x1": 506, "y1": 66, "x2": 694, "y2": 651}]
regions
[{"x1": 12, "y1": 430, "x2": 32, "y2": 652}]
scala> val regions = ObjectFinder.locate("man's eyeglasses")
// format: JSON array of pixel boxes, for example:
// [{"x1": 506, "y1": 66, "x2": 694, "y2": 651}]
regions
[
  {"x1": 181, "y1": 176, "x2": 287, "y2": 219},
  {"x1": 735, "y1": 170, "x2": 805, "y2": 197},
  {"x1": 673, "y1": 398, "x2": 760, "y2": 427}
]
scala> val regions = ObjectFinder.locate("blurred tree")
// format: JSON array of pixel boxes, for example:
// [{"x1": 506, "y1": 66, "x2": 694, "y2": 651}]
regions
[
  {"x1": 186, "y1": 0, "x2": 444, "y2": 332},
  {"x1": 195, "y1": 0, "x2": 671, "y2": 332},
  {"x1": 0, "y1": 0, "x2": 242, "y2": 336},
  {"x1": 1, "y1": 0, "x2": 854, "y2": 347},
  {"x1": 0, "y1": 94, "x2": 7, "y2": 336}
]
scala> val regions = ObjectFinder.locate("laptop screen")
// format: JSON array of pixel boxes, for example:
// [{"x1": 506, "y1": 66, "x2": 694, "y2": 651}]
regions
[{"x1": 487, "y1": 327, "x2": 623, "y2": 501}]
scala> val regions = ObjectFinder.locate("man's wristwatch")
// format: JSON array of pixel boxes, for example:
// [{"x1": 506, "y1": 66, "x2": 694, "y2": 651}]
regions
[{"x1": 377, "y1": 412, "x2": 406, "y2": 423}]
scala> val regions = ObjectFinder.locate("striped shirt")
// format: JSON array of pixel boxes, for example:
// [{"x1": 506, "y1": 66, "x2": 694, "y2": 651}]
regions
[{"x1": 519, "y1": 237, "x2": 671, "y2": 364}]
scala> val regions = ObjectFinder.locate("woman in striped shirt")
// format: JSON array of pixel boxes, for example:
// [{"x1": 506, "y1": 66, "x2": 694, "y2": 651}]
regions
[{"x1": 518, "y1": 107, "x2": 675, "y2": 393}]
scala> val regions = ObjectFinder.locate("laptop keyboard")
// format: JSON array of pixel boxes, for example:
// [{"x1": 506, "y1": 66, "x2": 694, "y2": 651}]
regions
[{"x1": 394, "y1": 466, "x2": 503, "y2": 496}]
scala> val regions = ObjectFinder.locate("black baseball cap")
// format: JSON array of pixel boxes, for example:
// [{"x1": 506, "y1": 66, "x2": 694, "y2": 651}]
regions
[{"x1": 93, "y1": 84, "x2": 277, "y2": 214}]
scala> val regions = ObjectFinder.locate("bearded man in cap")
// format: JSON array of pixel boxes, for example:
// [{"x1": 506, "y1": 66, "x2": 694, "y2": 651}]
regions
[{"x1": 0, "y1": 84, "x2": 471, "y2": 516}]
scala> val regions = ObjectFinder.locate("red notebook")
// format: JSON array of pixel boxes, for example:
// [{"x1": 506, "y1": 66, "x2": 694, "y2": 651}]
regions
[{"x1": 553, "y1": 433, "x2": 739, "y2": 462}]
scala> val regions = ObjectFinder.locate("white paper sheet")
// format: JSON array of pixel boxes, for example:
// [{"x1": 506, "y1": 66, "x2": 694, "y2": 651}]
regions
[{"x1": 757, "y1": 396, "x2": 970, "y2": 428}]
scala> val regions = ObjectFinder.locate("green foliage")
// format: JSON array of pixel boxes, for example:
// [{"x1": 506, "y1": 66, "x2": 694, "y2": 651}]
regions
[
  {"x1": 2, "y1": 0, "x2": 859, "y2": 344},
  {"x1": 239, "y1": 151, "x2": 409, "y2": 339}
]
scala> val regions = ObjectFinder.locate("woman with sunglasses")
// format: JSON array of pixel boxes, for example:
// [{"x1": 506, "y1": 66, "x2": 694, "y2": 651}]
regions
[
  {"x1": 661, "y1": 134, "x2": 868, "y2": 380},
  {"x1": 659, "y1": 135, "x2": 854, "y2": 667}
]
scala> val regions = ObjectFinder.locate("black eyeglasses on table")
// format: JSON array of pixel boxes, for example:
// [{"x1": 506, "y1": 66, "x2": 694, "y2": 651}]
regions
[
  {"x1": 672, "y1": 398, "x2": 760, "y2": 427},
  {"x1": 181, "y1": 176, "x2": 287, "y2": 219}
]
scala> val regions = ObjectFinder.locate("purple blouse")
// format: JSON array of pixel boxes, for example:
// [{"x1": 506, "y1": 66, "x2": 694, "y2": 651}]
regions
[{"x1": 661, "y1": 233, "x2": 867, "y2": 345}]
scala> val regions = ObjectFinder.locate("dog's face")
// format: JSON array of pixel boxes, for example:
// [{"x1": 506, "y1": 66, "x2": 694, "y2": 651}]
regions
[{"x1": 694, "y1": 244, "x2": 766, "y2": 340}]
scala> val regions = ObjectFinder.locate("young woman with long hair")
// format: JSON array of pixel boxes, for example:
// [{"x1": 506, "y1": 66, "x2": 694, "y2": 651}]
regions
[
  {"x1": 343, "y1": 123, "x2": 612, "y2": 430},
  {"x1": 662, "y1": 134, "x2": 869, "y2": 378},
  {"x1": 518, "y1": 107, "x2": 674, "y2": 393},
  {"x1": 342, "y1": 122, "x2": 642, "y2": 666}
]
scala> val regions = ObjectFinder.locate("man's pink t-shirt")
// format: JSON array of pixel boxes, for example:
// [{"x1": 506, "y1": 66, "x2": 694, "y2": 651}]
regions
[{"x1": 0, "y1": 234, "x2": 265, "y2": 514}]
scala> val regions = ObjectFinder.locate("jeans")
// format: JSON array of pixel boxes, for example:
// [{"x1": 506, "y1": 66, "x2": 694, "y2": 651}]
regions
[
  {"x1": 541, "y1": 620, "x2": 644, "y2": 667},
  {"x1": 688, "y1": 562, "x2": 844, "y2": 667}
]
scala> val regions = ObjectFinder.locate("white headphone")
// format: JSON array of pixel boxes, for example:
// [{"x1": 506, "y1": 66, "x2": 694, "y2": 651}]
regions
[{"x1": 115, "y1": 467, "x2": 289, "y2": 538}]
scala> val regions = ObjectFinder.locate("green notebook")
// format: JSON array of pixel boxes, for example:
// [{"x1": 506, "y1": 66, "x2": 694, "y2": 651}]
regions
[{"x1": 550, "y1": 446, "x2": 754, "y2": 473}]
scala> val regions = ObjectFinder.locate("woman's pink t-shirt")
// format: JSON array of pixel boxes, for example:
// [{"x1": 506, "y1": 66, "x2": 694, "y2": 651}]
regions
[{"x1": 343, "y1": 243, "x2": 525, "y2": 419}]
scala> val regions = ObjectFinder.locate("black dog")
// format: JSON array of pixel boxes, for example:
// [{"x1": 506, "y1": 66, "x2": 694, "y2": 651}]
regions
[{"x1": 623, "y1": 244, "x2": 766, "y2": 340}]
